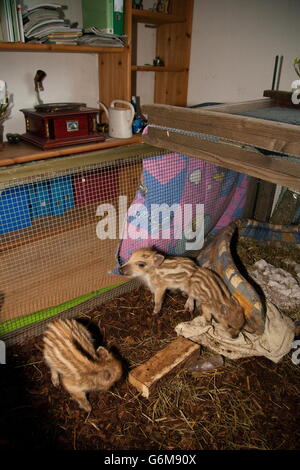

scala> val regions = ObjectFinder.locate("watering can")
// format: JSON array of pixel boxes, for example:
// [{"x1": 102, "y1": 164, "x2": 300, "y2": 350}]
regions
[{"x1": 98, "y1": 100, "x2": 135, "y2": 139}]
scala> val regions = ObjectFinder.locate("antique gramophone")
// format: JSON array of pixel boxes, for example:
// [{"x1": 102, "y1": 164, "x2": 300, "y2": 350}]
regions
[{"x1": 20, "y1": 70, "x2": 105, "y2": 149}]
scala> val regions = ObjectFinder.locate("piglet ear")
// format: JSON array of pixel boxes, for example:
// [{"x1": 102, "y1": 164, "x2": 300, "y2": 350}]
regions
[
  {"x1": 153, "y1": 254, "x2": 165, "y2": 266},
  {"x1": 96, "y1": 346, "x2": 110, "y2": 361}
]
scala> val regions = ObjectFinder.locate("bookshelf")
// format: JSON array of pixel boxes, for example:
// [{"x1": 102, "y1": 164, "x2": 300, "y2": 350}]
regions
[
  {"x1": 99, "y1": 0, "x2": 194, "y2": 107},
  {"x1": 0, "y1": 0, "x2": 194, "y2": 117},
  {"x1": 129, "y1": 0, "x2": 194, "y2": 106}
]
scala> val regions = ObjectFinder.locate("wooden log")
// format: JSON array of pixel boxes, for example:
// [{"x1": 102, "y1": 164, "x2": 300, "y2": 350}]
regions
[{"x1": 128, "y1": 336, "x2": 200, "y2": 398}]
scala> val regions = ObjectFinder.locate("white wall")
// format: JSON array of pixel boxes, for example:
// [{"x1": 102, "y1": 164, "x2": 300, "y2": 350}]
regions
[{"x1": 187, "y1": 0, "x2": 300, "y2": 105}]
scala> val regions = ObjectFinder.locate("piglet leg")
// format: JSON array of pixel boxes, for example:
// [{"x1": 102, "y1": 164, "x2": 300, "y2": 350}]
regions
[
  {"x1": 201, "y1": 303, "x2": 213, "y2": 323},
  {"x1": 153, "y1": 287, "x2": 166, "y2": 314},
  {"x1": 62, "y1": 378, "x2": 92, "y2": 412},
  {"x1": 184, "y1": 296, "x2": 195, "y2": 314},
  {"x1": 50, "y1": 368, "x2": 60, "y2": 387}
]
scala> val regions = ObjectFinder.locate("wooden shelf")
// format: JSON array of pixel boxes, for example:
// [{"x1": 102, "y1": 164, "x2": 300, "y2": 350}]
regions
[
  {"x1": 0, "y1": 136, "x2": 143, "y2": 167},
  {"x1": 132, "y1": 8, "x2": 185, "y2": 24},
  {"x1": 130, "y1": 1, "x2": 194, "y2": 106},
  {"x1": 131, "y1": 65, "x2": 186, "y2": 72},
  {"x1": 0, "y1": 41, "x2": 126, "y2": 54}
]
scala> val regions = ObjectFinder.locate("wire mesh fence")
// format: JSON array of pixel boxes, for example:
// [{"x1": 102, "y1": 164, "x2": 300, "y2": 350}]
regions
[
  {"x1": 0, "y1": 151, "x2": 144, "y2": 341},
  {"x1": 0, "y1": 144, "x2": 251, "y2": 344}
]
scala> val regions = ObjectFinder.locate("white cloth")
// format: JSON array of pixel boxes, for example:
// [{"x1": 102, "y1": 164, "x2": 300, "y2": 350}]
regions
[{"x1": 175, "y1": 302, "x2": 295, "y2": 363}]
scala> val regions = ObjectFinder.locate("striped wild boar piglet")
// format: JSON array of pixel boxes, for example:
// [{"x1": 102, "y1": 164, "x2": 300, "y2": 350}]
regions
[
  {"x1": 43, "y1": 319, "x2": 122, "y2": 412},
  {"x1": 120, "y1": 247, "x2": 245, "y2": 338}
]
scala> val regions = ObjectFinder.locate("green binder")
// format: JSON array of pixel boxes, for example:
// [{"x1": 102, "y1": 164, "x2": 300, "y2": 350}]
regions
[{"x1": 82, "y1": 0, "x2": 114, "y2": 34}]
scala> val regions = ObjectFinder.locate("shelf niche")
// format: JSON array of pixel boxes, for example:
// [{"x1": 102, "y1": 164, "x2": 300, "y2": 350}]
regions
[{"x1": 129, "y1": 0, "x2": 194, "y2": 106}]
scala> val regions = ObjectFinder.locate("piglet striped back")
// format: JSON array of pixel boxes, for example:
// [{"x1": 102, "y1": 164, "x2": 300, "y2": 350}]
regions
[
  {"x1": 190, "y1": 267, "x2": 231, "y2": 303},
  {"x1": 43, "y1": 319, "x2": 98, "y2": 379},
  {"x1": 156, "y1": 257, "x2": 197, "y2": 283}
]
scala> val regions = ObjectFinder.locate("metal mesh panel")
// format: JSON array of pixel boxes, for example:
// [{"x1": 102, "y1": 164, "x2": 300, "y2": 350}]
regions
[
  {"x1": 1, "y1": 279, "x2": 141, "y2": 346},
  {"x1": 0, "y1": 143, "x2": 250, "y2": 344},
  {"x1": 117, "y1": 153, "x2": 248, "y2": 264},
  {"x1": 0, "y1": 152, "x2": 144, "y2": 340}
]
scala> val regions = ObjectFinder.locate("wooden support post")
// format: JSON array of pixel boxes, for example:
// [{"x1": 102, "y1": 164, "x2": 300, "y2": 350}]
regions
[
  {"x1": 128, "y1": 336, "x2": 200, "y2": 398},
  {"x1": 254, "y1": 180, "x2": 276, "y2": 222}
]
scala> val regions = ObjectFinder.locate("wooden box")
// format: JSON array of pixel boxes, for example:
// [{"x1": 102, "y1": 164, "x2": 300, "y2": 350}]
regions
[{"x1": 20, "y1": 104, "x2": 105, "y2": 150}]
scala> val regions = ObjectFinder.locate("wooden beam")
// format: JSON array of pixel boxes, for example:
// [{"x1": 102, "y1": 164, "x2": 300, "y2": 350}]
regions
[
  {"x1": 204, "y1": 98, "x2": 275, "y2": 113},
  {"x1": 128, "y1": 336, "x2": 200, "y2": 398},
  {"x1": 0, "y1": 137, "x2": 143, "y2": 167},
  {"x1": 0, "y1": 42, "x2": 126, "y2": 54},
  {"x1": 254, "y1": 180, "x2": 276, "y2": 222},
  {"x1": 242, "y1": 177, "x2": 259, "y2": 220},
  {"x1": 143, "y1": 126, "x2": 300, "y2": 191},
  {"x1": 0, "y1": 143, "x2": 160, "y2": 184},
  {"x1": 143, "y1": 103, "x2": 300, "y2": 156}
]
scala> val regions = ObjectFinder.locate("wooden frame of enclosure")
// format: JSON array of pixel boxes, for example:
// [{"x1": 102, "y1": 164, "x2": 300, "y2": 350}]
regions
[{"x1": 143, "y1": 99, "x2": 300, "y2": 192}]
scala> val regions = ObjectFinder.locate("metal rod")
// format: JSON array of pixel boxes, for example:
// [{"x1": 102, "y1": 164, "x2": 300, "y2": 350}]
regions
[
  {"x1": 271, "y1": 55, "x2": 279, "y2": 90},
  {"x1": 275, "y1": 55, "x2": 283, "y2": 91}
]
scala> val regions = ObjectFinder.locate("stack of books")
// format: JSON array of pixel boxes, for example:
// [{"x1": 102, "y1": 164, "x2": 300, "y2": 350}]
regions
[
  {"x1": 78, "y1": 27, "x2": 126, "y2": 48},
  {"x1": 46, "y1": 31, "x2": 83, "y2": 45},
  {"x1": 22, "y1": 3, "x2": 81, "y2": 43}
]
